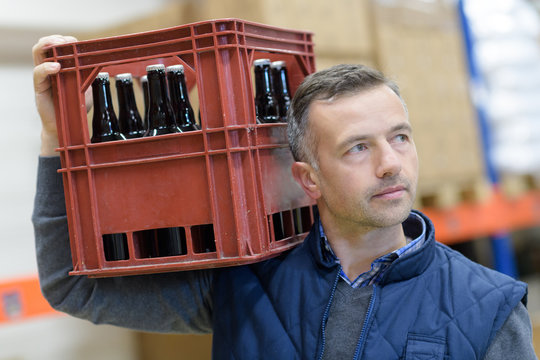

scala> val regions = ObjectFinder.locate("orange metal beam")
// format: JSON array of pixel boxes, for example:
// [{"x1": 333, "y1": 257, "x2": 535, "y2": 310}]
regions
[
  {"x1": 0, "y1": 275, "x2": 60, "y2": 324},
  {"x1": 422, "y1": 189, "x2": 540, "y2": 245}
]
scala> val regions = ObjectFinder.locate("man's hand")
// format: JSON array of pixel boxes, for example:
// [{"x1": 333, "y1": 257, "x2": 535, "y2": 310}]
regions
[{"x1": 32, "y1": 35, "x2": 77, "y2": 156}]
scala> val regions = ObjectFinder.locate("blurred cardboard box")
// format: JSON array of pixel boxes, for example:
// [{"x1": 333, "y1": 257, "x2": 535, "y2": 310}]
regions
[
  {"x1": 372, "y1": 0, "x2": 486, "y2": 203},
  {"x1": 188, "y1": 0, "x2": 374, "y2": 58}
]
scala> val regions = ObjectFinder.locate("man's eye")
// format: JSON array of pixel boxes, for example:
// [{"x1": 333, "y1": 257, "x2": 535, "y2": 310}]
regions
[
  {"x1": 394, "y1": 134, "x2": 409, "y2": 143},
  {"x1": 349, "y1": 144, "x2": 367, "y2": 153}
]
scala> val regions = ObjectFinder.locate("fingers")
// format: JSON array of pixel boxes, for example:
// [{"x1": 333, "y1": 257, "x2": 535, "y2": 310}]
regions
[
  {"x1": 32, "y1": 35, "x2": 77, "y2": 157},
  {"x1": 32, "y1": 35, "x2": 77, "y2": 96},
  {"x1": 85, "y1": 87, "x2": 93, "y2": 113},
  {"x1": 32, "y1": 35, "x2": 77, "y2": 66},
  {"x1": 33, "y1": 62, "x2": 61, "y2": 95}
]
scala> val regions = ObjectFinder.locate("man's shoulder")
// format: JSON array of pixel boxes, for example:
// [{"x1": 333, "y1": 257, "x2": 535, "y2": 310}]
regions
[
  {"x1": 215, "y1": 232, "x2": 333, "y2": 291},
  {"x1": 251, "y1": 237, "x2": 318, "y2": 274},
  {"x1": 431, "y1": 241, "x2": 527, "y2": 303}
]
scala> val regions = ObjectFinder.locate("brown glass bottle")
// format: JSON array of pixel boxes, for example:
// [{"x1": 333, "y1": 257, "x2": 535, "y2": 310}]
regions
[
  {"x1": 144, "y1": 64, "x2": 181, "y2": 136},
  {"x1": 103, "y1": 233, "x2": 129, "y2": 261},
  {"x1": 115, "y1": 73, "x2": 145, "y2": 138},
  {"x1": 141, "y1": 75, "x2": 149, "y2": 127},
  {"x1": 91, "y1": 72, "x2": 126, "y2": 143},
  {"x1": 166, "y1": 65, "x2": 199, "y2": 131},
  {"x1": 156, "y1": 227, "x2": 186, "y2": 257},
  {"x1": 253, "y1": 59, "x2": 279, "y2": 123},
  {"x1": 271, "y1": 61, "x2": 292, "y2": 122},
  {"x1": 143, "y1": 65, "x2": 185, "y2": 256}
]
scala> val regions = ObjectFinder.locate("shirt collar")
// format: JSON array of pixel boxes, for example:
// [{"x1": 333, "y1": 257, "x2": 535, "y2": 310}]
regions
[{"x1": 319, "y1": 212, "x2": 427, "y2": 287}]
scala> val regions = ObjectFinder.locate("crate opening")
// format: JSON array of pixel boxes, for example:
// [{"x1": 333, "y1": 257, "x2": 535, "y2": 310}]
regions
[
  {"x1": 270, "y1": 210, "x2": 294, "y2": 241},
  {"x1": 157, "y1": 227, "x2": 187, "y2": 257},
  {"x1": 269, "y1": 205, "x2": 317, "y2": 241},
  {"x1": 87, "y1": 56, "x2": 201, "y2": 143},
  {"x1": 133, "y1": 227, "x2": 187, "y2": 258},
  {"x1": 191, "y1": 224, "x2": 216, "y2": 253},
  {"x1": 293, "y1": 206, "x2": 312, "y2": 235},
  {"x1": 189, "y1": 83, "x2": 202, "y2": 130},
  {"x1": 133, "y1": 229, "x2": 158, "y2": 259},
  {"x1": 103, "y1": 233, "x2": 129, "y2": 261},
  {"x1": 250, "y1": 53, "x2": 302, "y2": 124}
]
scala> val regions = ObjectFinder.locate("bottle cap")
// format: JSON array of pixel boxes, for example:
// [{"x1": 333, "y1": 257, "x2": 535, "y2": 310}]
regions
[
  {"x1": 253, "y1": 59, "x2": 271, "y2": 67},
  {"x1": 141, "y1": 75, "x2": 148, "y2": 83},
  {"x1": 115, "y1": 73, "x2": 132, "y2": 81},
  {"x1": 271, "y1": 61, "x2": 286, "y2": 69},
  {"x1": 146, "y1": 64, "x2": 166, "y2": 72},
  {"x1": 96, "y1": 72, "x2": 109, "y2": 81},
  {"x1": 166, "y1": 64, "x2": 185, "y2": 73}
]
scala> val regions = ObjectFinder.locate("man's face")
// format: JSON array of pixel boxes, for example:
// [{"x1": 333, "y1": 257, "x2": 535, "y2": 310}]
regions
[{"x1": 307, "y1": 85, "x2": 418, "y2": 231}]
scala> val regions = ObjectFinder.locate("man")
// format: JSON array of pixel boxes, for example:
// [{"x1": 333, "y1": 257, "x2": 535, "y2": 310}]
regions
[{"x1": 33, "y1": 35, "x2": 536, "y2": 359}]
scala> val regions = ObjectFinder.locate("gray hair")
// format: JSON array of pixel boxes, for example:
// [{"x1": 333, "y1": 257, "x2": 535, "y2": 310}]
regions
[{"x1": 286, "y1": 64, "x2": 406, "y2": 168}]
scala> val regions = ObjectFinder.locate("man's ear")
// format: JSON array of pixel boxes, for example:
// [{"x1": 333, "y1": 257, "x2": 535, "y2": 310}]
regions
[{"x1": 291, "y1": 161, "x2": 321, "y2": 200}]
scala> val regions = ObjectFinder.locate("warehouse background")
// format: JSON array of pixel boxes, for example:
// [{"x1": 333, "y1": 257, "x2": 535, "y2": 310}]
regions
[{"x1": 0, "y1": 0, "x2": 538, "y2": 358}]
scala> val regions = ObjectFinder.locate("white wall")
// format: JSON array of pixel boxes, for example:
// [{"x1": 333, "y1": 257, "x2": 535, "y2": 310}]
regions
[
  {"x1": 0, "y1": 2, "x2": 176, "y2": 356},
  {"x1": 0, "y1": 65, "x2": 137, "y2": 360},
  {"x1": 0, "y1": 0, "x2": 171, "y2": 31},
  {"x1": 0, "y1": 66, "x2": 41, "y2": 278},
  {"x1": 0, "y1": 316, "x2": 137, "y2": 360}
]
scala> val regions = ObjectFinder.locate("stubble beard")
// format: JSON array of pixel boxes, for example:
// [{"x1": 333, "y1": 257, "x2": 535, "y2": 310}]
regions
[
  {"x1": 362, "y1": 176, "x2": 416, "y2": 228},
  {"x1": 323, "y1": 175, "x2": 416, "y2": 231}
]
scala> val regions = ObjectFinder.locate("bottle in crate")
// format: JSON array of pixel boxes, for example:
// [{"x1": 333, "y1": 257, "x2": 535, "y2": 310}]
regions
[
  {"x1": 157, "y1": 227, "x2": 187, "y2": 257},
  {"x1": 140, "y1": 75, "x2": 149, "y2": 126},
  {"x1": 115, "y1": 73, "x2": 146, "y2": 139},
  {"x1": 91, "y1": 72, "x2": 126, "y2": 143},
  {"x1": 144, "y1": 64, "x2": 181, "y2": 136},
  {"x1": 90, "y1": 72, "x2": 128, "y2": 261},
  {"x1": 253, "y1": 59, "x2": 280, "y2": 123},
  {"x1": 166, "y1": 65, "x2": 199, "y2": 131},
  {"x1": 271, "y1": 61, "x2": 292, "y2": 122},
  {"x1": 143, "y1": 64, "x2": 187, "y2": 257},
  {"x1": 103, "y1": 233, "x2": 129, "y2": 261}
]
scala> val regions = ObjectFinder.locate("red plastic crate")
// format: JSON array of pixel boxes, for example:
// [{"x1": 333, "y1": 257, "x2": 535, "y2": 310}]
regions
[{"x1": 45, "y1": 18, "x2": 317, "y2": 277}]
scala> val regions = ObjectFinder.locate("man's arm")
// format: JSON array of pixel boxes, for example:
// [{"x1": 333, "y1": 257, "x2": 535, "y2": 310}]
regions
[
  {"x1": 32, "y1": 34, "x2": 213, "y2": 334},
  {"x1": 32, "y1": 155, "x2": 214, "y2": 333},
  {"x1": 483, "y1": 301, "x2": 537, "y2": 360}
]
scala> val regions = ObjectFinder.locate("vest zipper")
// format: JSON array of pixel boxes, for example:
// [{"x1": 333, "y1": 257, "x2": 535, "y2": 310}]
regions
[
  {"x1": 352, "y1": 285, "x2": 378, "y2": 360},
  {"x1": 316, "y1": 267, "x2": 341, "y2": 360}
]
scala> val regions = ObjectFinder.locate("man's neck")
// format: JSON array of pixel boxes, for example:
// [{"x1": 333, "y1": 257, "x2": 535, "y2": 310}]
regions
[{"x1": 320, "y1": 217, "x2": 407, "y2": 281}]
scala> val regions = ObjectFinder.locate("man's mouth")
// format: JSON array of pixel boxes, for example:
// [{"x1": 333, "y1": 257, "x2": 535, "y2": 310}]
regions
[{"x1": 372, "y1": 185, "x2": 407, "y2": 200}]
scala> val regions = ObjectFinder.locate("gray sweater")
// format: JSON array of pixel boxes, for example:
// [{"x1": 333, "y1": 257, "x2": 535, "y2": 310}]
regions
[{"x1": 32, "y1": 156, "x2": 537, "y2": 359}]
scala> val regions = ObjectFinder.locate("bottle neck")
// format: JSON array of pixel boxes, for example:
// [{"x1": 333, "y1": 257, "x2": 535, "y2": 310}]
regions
[
  {"x1": 117, "y1": 81, "x2": 135, "y2": 108},
  {"x1": 167, "y1": 71, "x2": 190, "y2": 102},
  {"x1": 148, "y1": 70, "x2": 168, "y2": 107},
  {"x1": 276, "y1": 68, "x2": 290, "y2": 96},
  {"x1": 92, "y1": 79, "x2": 113, "y2": 113},
  {"x1": 167, "y1": 71, "x2": 197, "y2": 130},
  {"x1": 145, "y1": 69, "x2": 178, "y2": 135},
  {"x1": 116, "y1": 79, "x2": 145, "y2": 137},
  {"x1": 142, "y1": 81, "x2": 149, "y2": 118},
  {"x1": 91, "y1": 78, "x2": 124, "y2": 142},
  {"x1": 180, "y1": 73, "x2": 190, "y2": 102},
  {"x1": 255, "y1": 66, "x2": 273, "y2": 95}
]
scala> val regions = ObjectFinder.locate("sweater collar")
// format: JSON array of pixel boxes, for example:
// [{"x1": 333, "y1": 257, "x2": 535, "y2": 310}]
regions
[{"x1": 307, "y1": 210, "x2": 436, "y2": 283}]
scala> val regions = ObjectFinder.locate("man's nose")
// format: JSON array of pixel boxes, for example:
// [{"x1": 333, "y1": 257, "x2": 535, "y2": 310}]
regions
[{"x1": 375, "y1": 143, "x2": 401, "y2": 178}]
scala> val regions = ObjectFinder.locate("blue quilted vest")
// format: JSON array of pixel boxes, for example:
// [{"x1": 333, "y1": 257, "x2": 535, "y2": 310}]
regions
[{"x1": 211, "y1": 210, "x2": 527, "y2": 359}]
